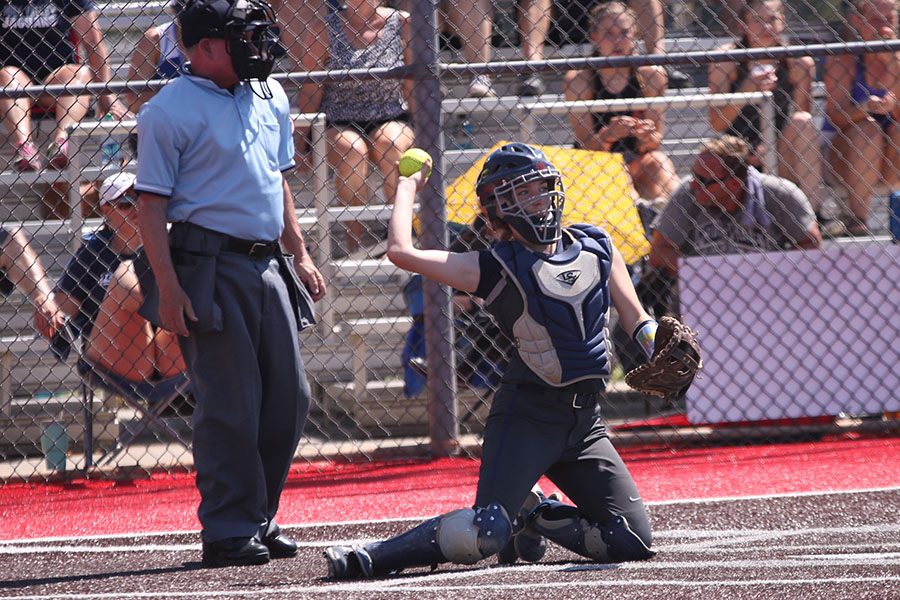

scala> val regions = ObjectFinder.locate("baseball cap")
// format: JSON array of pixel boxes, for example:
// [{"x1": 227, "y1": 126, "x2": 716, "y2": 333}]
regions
[{"x1": 99, "y1": 172, "x2": 137, "y2": 206}]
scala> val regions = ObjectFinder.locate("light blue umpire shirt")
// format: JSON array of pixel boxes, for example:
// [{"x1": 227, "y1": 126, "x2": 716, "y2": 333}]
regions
[{"x1": 135, "y1": 69, "x2": 296, "y2": 241}]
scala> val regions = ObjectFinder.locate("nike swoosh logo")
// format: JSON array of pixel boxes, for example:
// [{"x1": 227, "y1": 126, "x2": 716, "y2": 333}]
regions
[{"x1": 628, "y1": 496, "x2": 641, "y2": 502}]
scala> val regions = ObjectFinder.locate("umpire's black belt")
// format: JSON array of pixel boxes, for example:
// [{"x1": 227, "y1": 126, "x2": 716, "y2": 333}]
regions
[
  {"x1": 515, "y1": 382, "x2": 606, "y2": 409},
  {"x1": 221, "y1": 235, "x2": 280, "y2": 259}
]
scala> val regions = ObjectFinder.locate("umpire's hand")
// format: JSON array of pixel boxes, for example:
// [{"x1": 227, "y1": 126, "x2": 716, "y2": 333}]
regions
[
  {"x1": 293, "y1": 254, "x2": 326, "y2": 301},
  {"x1": 160, "y1": 283, "x2": 196, "y2": 337}
]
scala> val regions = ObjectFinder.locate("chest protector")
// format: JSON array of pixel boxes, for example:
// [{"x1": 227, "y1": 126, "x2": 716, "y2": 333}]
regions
[{"x1": 489, "y1": 225, "x2": 613, "y2": 386}]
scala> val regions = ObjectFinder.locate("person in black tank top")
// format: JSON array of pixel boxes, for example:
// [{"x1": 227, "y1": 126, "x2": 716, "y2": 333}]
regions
[
  {"x1": 564, "y1": 2, "x2": 679, "y2": 201},
  {"x1": 708, "y1": 0, "x2": 832, "y2": 234}
]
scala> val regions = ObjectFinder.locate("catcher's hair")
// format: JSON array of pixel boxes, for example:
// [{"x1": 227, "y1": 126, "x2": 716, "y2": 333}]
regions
[
  {"x1": 589, "y1": 1, "x2": 636, "y2": 34},
  {"x1": 699, "y1": 135, "x2": 751, "y2": 179},
  {"x1": 482, "y1": 214, "x2": 515, "y2": 242}
]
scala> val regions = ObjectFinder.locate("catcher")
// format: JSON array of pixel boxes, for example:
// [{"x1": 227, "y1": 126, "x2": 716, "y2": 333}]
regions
[{"x1": 324, "y1": 143, "x2": 701, "y2": 579}]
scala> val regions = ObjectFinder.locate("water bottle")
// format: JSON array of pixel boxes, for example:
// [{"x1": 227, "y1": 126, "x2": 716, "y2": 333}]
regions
[
  {"x1": 37, "y1": 394, "x2": 67, "y2": 472},
  {"x1": 890, "y1": 191, "x2": 900, "y2": 243},
  {"x1": 101, "y1": 113, "x2": 121, "y2": 167},
  {"x1": 449, "y1": 114, "x2": 474, "y2": 150}
]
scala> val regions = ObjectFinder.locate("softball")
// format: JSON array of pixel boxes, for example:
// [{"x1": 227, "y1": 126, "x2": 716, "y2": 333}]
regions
[{"x1": 398, "y1": 148, "x2": 432, "y2": 178}]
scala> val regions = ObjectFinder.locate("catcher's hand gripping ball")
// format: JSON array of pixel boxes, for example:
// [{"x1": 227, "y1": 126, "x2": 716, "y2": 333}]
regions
[{"x1": 398, "y1": 148, "x2": 433, "y2": 178}]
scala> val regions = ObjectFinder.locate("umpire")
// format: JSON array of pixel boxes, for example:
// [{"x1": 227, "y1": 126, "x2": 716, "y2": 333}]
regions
[{"x1": 134, "y1": 0, "x2": 326, "y2": 567}]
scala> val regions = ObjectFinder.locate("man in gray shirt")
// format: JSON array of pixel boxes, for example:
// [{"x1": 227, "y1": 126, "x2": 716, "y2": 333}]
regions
[{"x1": 649, "y1": 135, "x2": 821, "y2": 279}]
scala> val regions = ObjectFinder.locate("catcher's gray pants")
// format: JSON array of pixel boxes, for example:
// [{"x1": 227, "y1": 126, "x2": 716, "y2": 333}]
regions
[
  {"x1": 174, "y1": 237, "x2": 311, "y2": 543},
  {"x1": 475, "y1": 383, "x2": 651, "y2": 545}
]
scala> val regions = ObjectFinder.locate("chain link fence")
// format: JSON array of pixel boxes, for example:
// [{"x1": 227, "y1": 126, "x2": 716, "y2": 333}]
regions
[{"x1": 0, "y1": 0, "x2": 897, "y2": 483}]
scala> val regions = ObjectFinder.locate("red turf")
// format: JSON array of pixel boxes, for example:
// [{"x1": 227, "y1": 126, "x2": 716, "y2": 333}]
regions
[{"x1": 2, "y1": 436, "x2": 897, "y2": 540}]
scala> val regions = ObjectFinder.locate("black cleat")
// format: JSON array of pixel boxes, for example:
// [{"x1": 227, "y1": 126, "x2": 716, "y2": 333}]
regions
[
  {"x1": 324, "y1": 545, "x2": 374, "y2": 579},
  {"x1": 201, "y1": 537, "x2": 270, "y2": 567},
  {"x1": 497, "y1": 489, "x2": 552, "y2": 565}
]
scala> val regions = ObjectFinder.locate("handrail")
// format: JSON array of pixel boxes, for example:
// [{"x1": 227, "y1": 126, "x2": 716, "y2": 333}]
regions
[{"x1": 517, "y1": 91, "x2": 777, "y2": 174}]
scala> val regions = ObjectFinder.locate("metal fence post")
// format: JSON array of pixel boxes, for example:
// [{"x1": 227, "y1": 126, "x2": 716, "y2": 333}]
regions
[
  {"x1": 409, "y1": 1, "x2": 459, "y2": 456},
  {"x1": 760, "y1": 91, "x2": 777, "y2": 176}
]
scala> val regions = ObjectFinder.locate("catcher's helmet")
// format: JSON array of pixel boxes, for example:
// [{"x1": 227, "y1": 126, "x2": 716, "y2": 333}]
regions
[{"x1": 475, "y1": 143, "x2": 565, "y2": 245}]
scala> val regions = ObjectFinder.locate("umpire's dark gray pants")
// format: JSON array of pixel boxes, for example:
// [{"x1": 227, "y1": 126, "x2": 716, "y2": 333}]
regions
[
  {"x1": 475, "y1": 384, "x2": 652, "y2": 546},
  {"x1": 179, "y1": 250, "x2": 310, "y2": 543}
]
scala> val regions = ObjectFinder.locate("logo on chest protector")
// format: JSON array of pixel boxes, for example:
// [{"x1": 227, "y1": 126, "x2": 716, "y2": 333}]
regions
[{"x1": 555, "y1": 269, "x2": 581, "y2": 286}]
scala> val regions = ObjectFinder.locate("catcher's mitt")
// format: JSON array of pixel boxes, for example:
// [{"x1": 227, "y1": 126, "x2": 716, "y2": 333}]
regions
[{"x1": 625, "y1": 316, "x2": 702, "y2": 401}]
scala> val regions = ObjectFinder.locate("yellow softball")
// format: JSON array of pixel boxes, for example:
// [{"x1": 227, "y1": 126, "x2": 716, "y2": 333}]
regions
[{"x1": 398, "y1": 148, "x2": 433, "y2": 178}]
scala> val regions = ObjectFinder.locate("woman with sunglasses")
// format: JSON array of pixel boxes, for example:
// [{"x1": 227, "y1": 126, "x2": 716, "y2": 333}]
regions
[{"x1": 35, "y1": 172, "x2": 187, "y2": 387}]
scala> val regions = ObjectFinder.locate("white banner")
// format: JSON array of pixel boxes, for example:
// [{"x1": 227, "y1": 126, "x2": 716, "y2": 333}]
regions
[{"x1": 679, "y1": 243, "x2": 900, "y2": 424}]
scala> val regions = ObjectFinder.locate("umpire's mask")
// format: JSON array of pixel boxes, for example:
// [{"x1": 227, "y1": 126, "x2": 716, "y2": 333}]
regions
[
  {"x1": 180, "y1": 0, "x2": 281, "y2": 98},
  {"x1": 224, "y1": 0, "x2": 280, "y2": 84}
]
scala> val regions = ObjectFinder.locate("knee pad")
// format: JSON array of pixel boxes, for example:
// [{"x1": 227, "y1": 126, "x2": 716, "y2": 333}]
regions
[
  {"x1": 601, "y1": 515, "x2": 656, "y2": 562},
  {"x1": 436, "y1": 503, "x2": 512, "y2": 564}
]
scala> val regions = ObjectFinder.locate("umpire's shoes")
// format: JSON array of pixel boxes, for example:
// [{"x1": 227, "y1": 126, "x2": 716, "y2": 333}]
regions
[
  {"x1": 497, "y1": 489, "x2": 553, "y2": 565},
  {"x1": 324, "y1": 545, "x2": 374, "y2": 579},
  {"x1": 262, "y1": 526, "x2": 299, "y2": 558},
  {"x1": 201, "y1": 537, "x2": 270, "y2": 567}
]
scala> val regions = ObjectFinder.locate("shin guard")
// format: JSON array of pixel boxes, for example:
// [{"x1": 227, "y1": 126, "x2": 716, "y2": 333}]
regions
[{"x1": 527, "y1": 499, "x2": 655, "y2": 563}]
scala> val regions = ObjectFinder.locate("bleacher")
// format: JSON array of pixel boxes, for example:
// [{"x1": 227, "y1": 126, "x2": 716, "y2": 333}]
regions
[{"x1": 0, "y1": 6, "x2": 894, "y2": 459}]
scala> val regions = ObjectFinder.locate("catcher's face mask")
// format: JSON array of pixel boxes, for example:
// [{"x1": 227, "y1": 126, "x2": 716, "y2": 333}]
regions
[{"x1": 492, "y1": 167, "x2": 565, "y2": 245}]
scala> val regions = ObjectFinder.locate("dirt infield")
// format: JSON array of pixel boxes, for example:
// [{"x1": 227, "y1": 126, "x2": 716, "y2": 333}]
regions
[{"x1": 2, "y1": 489, "x2": 898, "y2": 599}]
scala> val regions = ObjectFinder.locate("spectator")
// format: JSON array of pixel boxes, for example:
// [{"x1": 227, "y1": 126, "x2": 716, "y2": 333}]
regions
[
  {"x1": 125, "y1": 0, "x2": 187, "y2": 113},
  {"x1": 0, "y1": 0, "x2": 131, "y2": 171},
  {"x1": 34, "y1": 173, "x2": 145, "y2": 357},
  {"x1": 564, "y1": 1, "x2": 679, "y2": 201},
  {"x1": 0, "y1": 227, "x2": 64, "y2": 337},
  {"x1": 496, "y1": 0, "x2": 554, "y2": 96},
  {"x1": 708, "y1": 0, "x2": 834, "y2": 235},
  {"x1": 823, "y1": 0, "x2": 900, "y2": 236},
  {"x1": 648, "y1": 135, "x2": 821, "y2": 281},
  {"x1": 58, "y1": 173, "x2": 184, "y2": 383},
  {"x1": 389, "y1": 0, "x2": 495, "y2": 96},
  {"x1": 82, "y1": 255, "x2": 187, "y2": 390},
  {"x1": 556, "y1": 1, "x2": 691, "y2": 88},
  {"x1": 444, "y1": 0, "x2": 495, "y2": 97},
  {"x1": 298, "y1": 0, "x2": 415, "y2": 254}
]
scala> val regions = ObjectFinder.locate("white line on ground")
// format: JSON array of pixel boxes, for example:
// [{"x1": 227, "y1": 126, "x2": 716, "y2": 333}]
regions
[
  {"x1": 662, "y1": 524, "x2": 900, "y2": 552},
  {"x1": 7, "y1": 575, "x2": 900, "y2": 599},
  {"x1": 0, "y1": 539, "x2": 376, "y2": 554},
  {"x1": 648, "y1": 485, "x2": 900, "y2": 506},
  {"x1": 7, "y1": 524, "x2": 898, "y2": 556},
  {"x1": 2, "y1": 485, "x2": 896, "y2": 546}
]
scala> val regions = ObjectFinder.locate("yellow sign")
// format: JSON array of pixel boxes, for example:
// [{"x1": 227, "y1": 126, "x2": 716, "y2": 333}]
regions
[{"x1": 443, "y1": 142, "x2": 651, "y2": 265}]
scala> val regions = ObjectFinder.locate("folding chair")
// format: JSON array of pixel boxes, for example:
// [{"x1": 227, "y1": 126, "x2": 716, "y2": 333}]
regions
[{"x1": 81, "y1": 356, "x2": 192, "y2": 469}]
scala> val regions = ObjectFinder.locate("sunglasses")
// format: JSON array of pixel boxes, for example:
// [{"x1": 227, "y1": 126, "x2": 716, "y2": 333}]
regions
[
  {"x1": 692, "y1": 174, "x2": 733, "y2": 188},
  {"x1": 110, "y1": 193, "x2": 139, "y2": 208}
]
